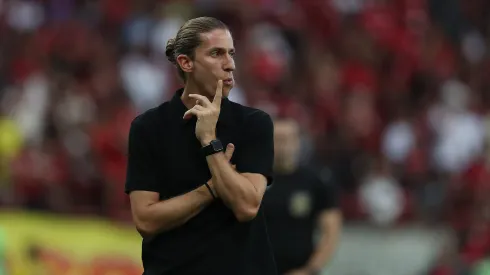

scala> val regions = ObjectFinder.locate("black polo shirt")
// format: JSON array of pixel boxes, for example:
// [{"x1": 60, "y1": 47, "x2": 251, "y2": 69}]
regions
[
  {"x1": 125, "y1": 89, "x2": 277, "y2": 275},
  {"x1": 263, "y1": 166, "x2": 339, "y2": 274}
]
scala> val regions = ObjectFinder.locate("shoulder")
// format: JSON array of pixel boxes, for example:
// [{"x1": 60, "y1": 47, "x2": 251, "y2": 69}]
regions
[
  {"x1": 130, "y1": 102, "x2": 171, "y2": 131},
  {"x1": 229, "y1": 101, "x2": 273, "y2": 128}
]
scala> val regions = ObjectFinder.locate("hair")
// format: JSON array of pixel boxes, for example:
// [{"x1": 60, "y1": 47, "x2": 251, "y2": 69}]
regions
[{"x1": 165, "y1": 17, "x2": 229, "y2": 82}]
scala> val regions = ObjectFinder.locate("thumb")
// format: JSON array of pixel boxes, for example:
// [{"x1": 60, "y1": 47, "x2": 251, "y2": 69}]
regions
[{"x1": 224, "y1": 143, "x2": 235, "y2": 161}]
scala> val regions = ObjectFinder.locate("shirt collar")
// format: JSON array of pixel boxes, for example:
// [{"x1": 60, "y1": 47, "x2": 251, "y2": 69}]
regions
[{"x1": 170, "y1": 88, "x2": 233, "y2": 126}]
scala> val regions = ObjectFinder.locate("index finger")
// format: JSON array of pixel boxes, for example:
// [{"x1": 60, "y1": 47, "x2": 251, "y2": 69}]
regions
[{"x1": 213, "y1": 80, "x2": 223, "y2": 107}]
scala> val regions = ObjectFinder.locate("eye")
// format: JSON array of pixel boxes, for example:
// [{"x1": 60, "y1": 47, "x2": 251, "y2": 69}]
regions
[
  {"x1": 210, "y1": 50, "x2": 219, "y2": 57},
  {"x1": 229, "y1": 51, "x2": 236, "y2": 58}
]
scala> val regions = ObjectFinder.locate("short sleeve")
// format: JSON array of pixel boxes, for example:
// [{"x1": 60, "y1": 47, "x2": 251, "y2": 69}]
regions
[
  {"x1": 236, "y1": 111, "x2": 274, "y2": 186},
  {"x1": 314, "y1": 168, "x2": 340, "y2": 210},
  {"x1": 125, "y1": 118, "x2": 159, "y2": 194}
]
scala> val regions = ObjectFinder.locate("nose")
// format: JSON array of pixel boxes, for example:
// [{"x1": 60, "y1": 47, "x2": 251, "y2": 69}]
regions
[{"x1": 223, "y1": 54, "x2": 235, "y2": 72}]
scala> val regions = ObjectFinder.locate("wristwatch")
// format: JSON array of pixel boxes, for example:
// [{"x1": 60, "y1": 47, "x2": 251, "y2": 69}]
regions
[{"x1": 201, "y1": 139, "x2": 224, "y2": 157}]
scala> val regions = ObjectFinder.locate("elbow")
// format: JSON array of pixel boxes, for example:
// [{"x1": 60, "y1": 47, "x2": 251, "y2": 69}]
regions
[
  {"x1": 234, "y1": 204, "x2": 260, "y2": 222},
  {"x1": 135, "y1": 220, "x2": 159, "y2": 237}
]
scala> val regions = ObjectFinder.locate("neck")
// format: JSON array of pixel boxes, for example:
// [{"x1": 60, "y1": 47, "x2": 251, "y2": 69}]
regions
[
  {"x1": 181, "y1": 82, "x2": 199, "y2": 109},
  {"x1": 181, "y1": 81, "x2": 212, "y2": 109}
]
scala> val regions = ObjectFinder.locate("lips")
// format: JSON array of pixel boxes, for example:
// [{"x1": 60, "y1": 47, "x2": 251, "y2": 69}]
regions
[{"x1": 223, "y1": 78, "x2": 234, "y2": 86}]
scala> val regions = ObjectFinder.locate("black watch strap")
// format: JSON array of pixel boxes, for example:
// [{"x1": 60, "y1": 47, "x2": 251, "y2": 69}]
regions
[{"x1": 201, "y1": 139, "x2": 224, "y2": 157}]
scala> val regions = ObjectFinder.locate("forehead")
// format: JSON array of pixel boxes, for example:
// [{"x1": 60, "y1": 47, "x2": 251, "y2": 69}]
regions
[{"x1": 198, "y1": 29, "x2": 234, "y2": 50}]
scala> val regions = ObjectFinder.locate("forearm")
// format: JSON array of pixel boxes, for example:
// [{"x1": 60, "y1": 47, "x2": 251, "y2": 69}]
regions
[
  {"x1": 305, "y1": 212, "x2": 342, "y2": 272},
  {"x1": 206, "y1": 152, "x2": 260, "y2": 221},
  {"x1": 136, "y1": 185, "x2": 213, "y2": 235},
  {"x1": 305, "y1": 234, "x2": 338, "y2": 271}
]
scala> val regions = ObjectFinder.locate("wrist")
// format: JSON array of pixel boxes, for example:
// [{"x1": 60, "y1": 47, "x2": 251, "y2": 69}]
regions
[
  {"x1": 200, "y1": 135, "x2": 216, "y2": 146},
  {"x1": 204, "y1": 180, "x2": 217, "y2": 200},
  {"x1": 198, "y1": 184, "x2": 215, "y2": 202}
]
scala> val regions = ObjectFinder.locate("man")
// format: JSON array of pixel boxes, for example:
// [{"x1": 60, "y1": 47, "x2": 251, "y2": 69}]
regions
[
  {"x1": 125, "y1": 17, "x2": 277, "y2": 275},
  {"x1": 263, "y1": 118, "x2": 342, "y2": 275}
]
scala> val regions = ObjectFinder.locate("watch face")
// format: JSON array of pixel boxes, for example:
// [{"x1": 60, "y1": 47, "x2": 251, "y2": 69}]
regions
[{"x1": 211, "y1": 140, "x2": 223, "y2": 151}]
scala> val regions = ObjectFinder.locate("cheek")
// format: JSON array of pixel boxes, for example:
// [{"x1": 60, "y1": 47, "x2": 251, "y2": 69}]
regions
[
  {"x1": 193, "y1": 67, "x2": 211, "y2": 86},
  {"x1": 196, "y1": 59, "x2": 219, "y2": 74},
  {"x1": 196, "y1": 66, "x2": 218, "y2": 85}
]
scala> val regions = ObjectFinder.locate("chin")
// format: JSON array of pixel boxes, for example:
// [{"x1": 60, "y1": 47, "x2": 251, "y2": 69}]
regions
[{"x1": 223, "y1": 88, "x2": 232, "y2": 98}]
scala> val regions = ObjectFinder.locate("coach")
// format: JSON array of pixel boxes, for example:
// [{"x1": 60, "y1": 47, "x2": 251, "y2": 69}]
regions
[{"x1": 124, "y1": 17, "x2": 277, "y2": 275}]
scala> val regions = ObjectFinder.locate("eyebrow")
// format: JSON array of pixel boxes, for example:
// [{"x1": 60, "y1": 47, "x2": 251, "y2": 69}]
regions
[{"x1": 209, "y1": 47, "x2": 235, "y2": 53}]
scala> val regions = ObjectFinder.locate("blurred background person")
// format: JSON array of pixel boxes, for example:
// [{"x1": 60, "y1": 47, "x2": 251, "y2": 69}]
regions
[{"x1": 264, "y1": 117, "x2": 342, "y2": 275}]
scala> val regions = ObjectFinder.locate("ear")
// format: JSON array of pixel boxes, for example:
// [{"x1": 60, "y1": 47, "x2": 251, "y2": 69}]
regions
[{"x1": 176, "y1": 54, "x2": 193, "y2": 73}]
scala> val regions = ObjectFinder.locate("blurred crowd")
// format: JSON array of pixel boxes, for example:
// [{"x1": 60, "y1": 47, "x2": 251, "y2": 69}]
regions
[{"x1": 1, "y1": 0, "x2": 490, "y2": 273}]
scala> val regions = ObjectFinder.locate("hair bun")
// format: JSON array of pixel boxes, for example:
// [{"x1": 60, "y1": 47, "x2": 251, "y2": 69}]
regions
[{"x1": 165, "y1": 38, "x2": 176, "y2": 64}]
